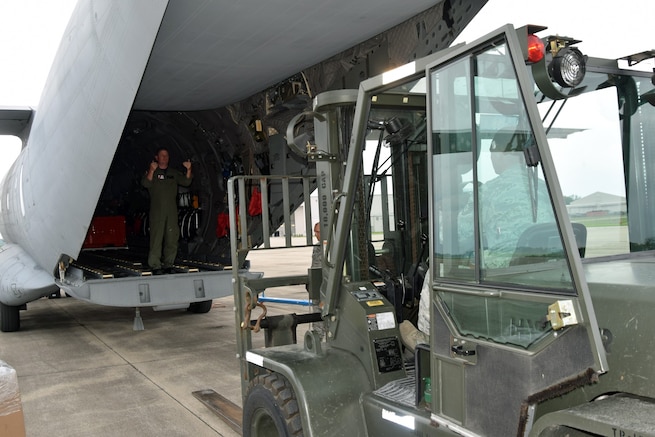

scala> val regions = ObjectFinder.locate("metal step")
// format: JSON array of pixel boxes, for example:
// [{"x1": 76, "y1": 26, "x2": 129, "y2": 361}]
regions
[{"x1": 373, "y1": 362, "x2": 416, "y2": 408}]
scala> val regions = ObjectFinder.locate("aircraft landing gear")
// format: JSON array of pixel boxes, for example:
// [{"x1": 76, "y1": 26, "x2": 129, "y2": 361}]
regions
[
  {"x1": 188, "y1": 300, "x2": 213, "y2": 314},
  {"x1": 0, "y1": 302, "x2": 20, "y2": 332}
]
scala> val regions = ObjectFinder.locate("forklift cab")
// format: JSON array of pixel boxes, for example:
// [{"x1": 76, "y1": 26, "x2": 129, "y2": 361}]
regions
[
  {"x1": 237, "y1": 24, "x2": 622, "y2": 437},
  {"x1": 339, "y1": 24, "x2": 607, "y2": 436}
]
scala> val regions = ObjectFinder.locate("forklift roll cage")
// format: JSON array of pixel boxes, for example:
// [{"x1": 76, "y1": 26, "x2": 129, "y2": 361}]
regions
[{"x1": 229, "y1": 23, "x2": 655, "y2": 436}]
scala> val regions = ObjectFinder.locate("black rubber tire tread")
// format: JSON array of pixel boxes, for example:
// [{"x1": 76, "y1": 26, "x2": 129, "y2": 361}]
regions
[
  {"x1": 0, "y1": 302, "x2": 20, "y2": 332},
  {"x1": 188, "y1": 300, "x2": 213, "y2": 313},
  {"x1": 243, "y1": 372, "x2": 304, "y2": 437}
]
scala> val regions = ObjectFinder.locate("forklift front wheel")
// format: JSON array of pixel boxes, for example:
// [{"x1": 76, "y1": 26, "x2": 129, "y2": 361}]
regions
[{"x1": 243, "y1": 372, "x2": 304, "y2": 437}]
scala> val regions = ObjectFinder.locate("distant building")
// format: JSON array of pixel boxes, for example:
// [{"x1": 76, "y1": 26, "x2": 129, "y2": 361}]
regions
[{"x1": 567, "y1": 191, "x2": 626, "y2": 216}]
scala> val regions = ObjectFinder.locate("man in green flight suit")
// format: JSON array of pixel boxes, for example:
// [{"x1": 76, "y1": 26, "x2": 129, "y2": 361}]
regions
[{"x1": 142, "y1": 147, "x2": 193, "y2": 274}]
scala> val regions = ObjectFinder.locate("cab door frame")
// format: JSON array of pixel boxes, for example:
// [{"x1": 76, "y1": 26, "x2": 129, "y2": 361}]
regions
[{"x1": 423, "y1": 24, "x2": 607, "y2": 435}]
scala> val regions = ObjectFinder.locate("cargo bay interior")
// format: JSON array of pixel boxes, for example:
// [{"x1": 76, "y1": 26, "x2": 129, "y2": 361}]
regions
[{"x1": 75, "y1": 4, "x2": 481, "y2": 280}]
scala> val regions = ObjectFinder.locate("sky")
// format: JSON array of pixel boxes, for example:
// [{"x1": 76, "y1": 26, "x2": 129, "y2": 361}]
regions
[
  {"x1": 454, "y1": 1, "x2": 655, "y2": 60},
  {"x1": 0, "y1": 0, "x2": 653, "y2": 185},
  {"x1": 0, "y1": 0, "x2": 77, "y2": 177}
]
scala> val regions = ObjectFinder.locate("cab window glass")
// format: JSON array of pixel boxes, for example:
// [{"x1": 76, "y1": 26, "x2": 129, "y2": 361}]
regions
[
  {"x1": 543, "y1": 73, "x2": 655, "y2": 258},
  {"x1": 430, "y1": 38, "x2": 575, "y2": 349},
  {"x1": 432, "y1": 40, "x2": 574, "y2": 292},
  {"x1": 431, "y1": 57, "x2": 476, "y2": 282}
]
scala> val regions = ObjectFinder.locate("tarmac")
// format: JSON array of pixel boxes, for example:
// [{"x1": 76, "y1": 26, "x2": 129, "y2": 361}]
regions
[{"x1": 0, "y1": 242, "x2": 314, "y2": 437}]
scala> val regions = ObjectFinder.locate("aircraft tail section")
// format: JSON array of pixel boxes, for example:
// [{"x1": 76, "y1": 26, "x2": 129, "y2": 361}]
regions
[{"x1": 0, "y1": 0, "x2": 169, "y2": 277}]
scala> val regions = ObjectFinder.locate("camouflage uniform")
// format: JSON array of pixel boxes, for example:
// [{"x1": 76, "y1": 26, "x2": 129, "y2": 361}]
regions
[
  {"x1": 479, "y1": 165, "x2": 553, "y2": 269},
  {"x1": 142, "y1": 167, "x2": 192, "y2": 269}
]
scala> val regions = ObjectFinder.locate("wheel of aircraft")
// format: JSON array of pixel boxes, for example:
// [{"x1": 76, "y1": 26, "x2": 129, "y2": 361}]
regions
[
  {"x1": 187, "y1": 300, "x2": 213, "y2": 314},
  {"x1": 243, "y1": 372, "x2": 304, "y2": 437},
  {"x1": 0, "y1": 302, "x2": 20, "y2": 332}
]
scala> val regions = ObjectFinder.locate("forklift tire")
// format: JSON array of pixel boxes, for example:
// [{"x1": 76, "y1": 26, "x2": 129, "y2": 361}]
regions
[
  {"x1": 0, "y1": 302, "x2": 20, "y2": 332},
  {"x1": 187, "y1": 300, "x2": 212, "y2": 314},
  {"x1": 243, "y1": 372, "x2": 304, "y2": 437}
]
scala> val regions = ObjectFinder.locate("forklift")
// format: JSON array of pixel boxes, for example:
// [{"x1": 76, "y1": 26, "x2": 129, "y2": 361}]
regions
[{"x1": 229, "y1": 24, "x2": 655, "y2": 436}]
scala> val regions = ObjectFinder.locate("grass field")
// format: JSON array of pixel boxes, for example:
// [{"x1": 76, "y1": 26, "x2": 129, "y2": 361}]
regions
[{"x1": 571, "y1": 214, "x2": 627, "y2": 227}]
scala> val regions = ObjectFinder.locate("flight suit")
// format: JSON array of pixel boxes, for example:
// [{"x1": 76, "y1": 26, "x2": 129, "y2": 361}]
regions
[{"x1": 142, "y1": 167, "x2": 192, "y2": 270}]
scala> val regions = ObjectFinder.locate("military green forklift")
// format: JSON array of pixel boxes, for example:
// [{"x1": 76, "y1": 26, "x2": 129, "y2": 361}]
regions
[{"x1": 228, "y1": 23, "x2": 655, "y2": 436}]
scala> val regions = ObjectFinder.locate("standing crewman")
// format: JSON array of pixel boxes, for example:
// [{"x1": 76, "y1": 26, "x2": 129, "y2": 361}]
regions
[
  {"x1": 311, "y1": 222, "x2": 322, "y2": 268},
  {"x1": 142, "y1": 147, "x2": 192, "y2": 274}
]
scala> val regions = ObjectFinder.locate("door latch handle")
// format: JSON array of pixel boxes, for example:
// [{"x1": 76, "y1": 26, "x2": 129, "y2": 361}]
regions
[{"x1": 451, "y1": 345, "x2": 476, "y2": 356}]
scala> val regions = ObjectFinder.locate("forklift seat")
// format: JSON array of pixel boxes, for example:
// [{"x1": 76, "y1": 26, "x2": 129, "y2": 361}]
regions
[{"x1": 510, "y1": 222, "x2": 587, "y2": 266}]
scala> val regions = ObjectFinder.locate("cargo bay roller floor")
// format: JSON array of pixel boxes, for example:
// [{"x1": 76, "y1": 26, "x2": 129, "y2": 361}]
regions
[{"x1": 0, "y1": 243, "x2": 313, "y2": 437}]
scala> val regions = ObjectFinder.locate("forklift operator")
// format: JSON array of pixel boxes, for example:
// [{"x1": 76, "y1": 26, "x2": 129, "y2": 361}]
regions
[
  {"x1": 142, "y1": 147, "x2": 193, "y2": 274},
  {"x1": 403, "y1": 129, "x2": 555, "y2": 351},
  {"x1": 479, "y1": 130, "x2": 553, "y2": 269}
]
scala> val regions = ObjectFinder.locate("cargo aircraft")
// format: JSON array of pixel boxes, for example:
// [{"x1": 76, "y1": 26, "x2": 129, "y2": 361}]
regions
[{"x1": 0, "y1": 0, "x2": 486, "y2": 331}]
